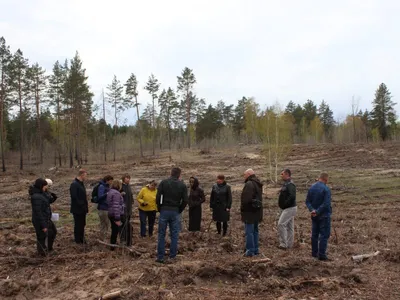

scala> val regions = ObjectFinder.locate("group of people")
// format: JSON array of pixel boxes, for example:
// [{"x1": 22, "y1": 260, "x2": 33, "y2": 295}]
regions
[{"x1": 29, "y1": 166, "x2": 332, "y2": 262}]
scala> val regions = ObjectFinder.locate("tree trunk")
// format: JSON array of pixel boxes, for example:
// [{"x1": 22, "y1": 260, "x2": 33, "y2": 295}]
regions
[
  {"x1": 186, "y1": 93, "x2": 191, "y2": 149},
  {"x1": 113, "y1": 102, "x2": 117, "y2": 162},
  {"x1": 152, "y1": 97, "x2": 155, "y2": 155},
  {"x1": 0, "y1": 99, "x2": 5, "y2": 172},
  {"x1": 135, "y1": 97, "x2": 144, "y2": 157},
  {"x1": 18, "y1": 78, "x2": 23, "y2": 170},
  {"x1": 35, "y1": 80, "x2": 43, "y2": 164},
  {"x1": 102, "y1": 89, "x2": 107, "y2": 162}
]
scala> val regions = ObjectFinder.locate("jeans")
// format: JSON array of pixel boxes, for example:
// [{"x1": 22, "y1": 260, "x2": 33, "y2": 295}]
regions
[
  {"x1": 139, "y1": 210, "x2": 156, "y2": 237},
  {"x1": 216, "y1": 222, "x2": 228, "y2": 235},
  {"x1": 311, "y1": 215, "x2": 331, "y2": 259},
  {"x1": 109, "y1": 216, "x2": 122, "y2": 249},
  {"x1": 33, "y1": 220, "x2": 57, "y2": 255},
  {"x1": 278, "y1": 206, "x2": 297, "y2": 248},
  {"x1": 157, "y1": 210, "x2": 180, "y2": 260},
  {"x1": 98, "y1": 210, "x2": 110, "y2": 240},
  {"x1": 244, "y1": 222, "x2": 259, "y2": 256},
  {"x1": 73, "y1": 213, "x2": 86, "y2": 244}
]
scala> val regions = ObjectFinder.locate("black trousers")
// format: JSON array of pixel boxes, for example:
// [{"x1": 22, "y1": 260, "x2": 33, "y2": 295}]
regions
[
  {"x1": 216, "y1": 222, "x2": 228, "y2": 235},
  {"x1": 33, "y1": 220, "x2": 57, "y2": 255},
  {"x1": 73, "y1": 213, "x2": 86, "y2": 244},
  {"x1": 120, "y1": 215, "x2": 132, "y2": 246},
  {"x1": 139, "y1": 210, "x2": 156, "y2": 237},
  {"x1": 189, "y1": 206, "x2": 202, "y2": 232},
  {"x1": 109, "y1": 216, "x2": 122, "y2": 249}
]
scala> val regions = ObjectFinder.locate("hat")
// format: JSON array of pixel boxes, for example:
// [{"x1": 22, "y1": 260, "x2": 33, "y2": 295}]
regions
[
  {"x1": 45, "y1": 178, "x2": 53, "y2": 186},
  {"x1": 34, "y1": 178, "x2": 48, "y2": 190}
]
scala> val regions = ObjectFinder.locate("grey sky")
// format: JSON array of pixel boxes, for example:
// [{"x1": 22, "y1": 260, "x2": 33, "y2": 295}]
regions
[{"x1": 1, "y1": 0, "x2": 399, "y2": 124}]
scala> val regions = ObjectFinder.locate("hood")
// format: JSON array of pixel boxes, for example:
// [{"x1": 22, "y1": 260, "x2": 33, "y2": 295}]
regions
[
  {"x1": 190, "y1": 177, "x2": 199, "y2": 190},
  {"x1": 29, "y1": 185, "x2": 42, "y2": 196},
  {"x1": 246, "y1": 174, "x2": 263, "y2": 188}
]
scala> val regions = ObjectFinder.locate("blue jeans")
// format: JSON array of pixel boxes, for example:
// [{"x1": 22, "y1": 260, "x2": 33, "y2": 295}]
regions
[
  {"x1": 157, "y1": 210, "x2": 181, "y2": 260},
  {"x1": 311, "y1": 215, "x2": 331, "y2": 259},
  {"x1": 139, "y1": 210, "x2": 156, "y2": 237},
  {"x1": 244, "y1": 222, "x2": 259, "y2": 256}
]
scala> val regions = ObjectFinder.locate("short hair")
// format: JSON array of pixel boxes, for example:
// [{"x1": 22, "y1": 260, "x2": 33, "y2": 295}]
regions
[
  {"x1": 103, "y1": 175, "x2": 114, "y2": 182},
  {"x1": 171, "y1": 167, "x2": 181, "y2": 178},
  {"x1": 217, "y1": 174, "x2": 225, "y2": 180},
  {"x1": 149, "y1": 180, "x2": 157, "y2": 186},
  {"x1": 122, "y1": 174, "x2": 131, "y2": 181},
  {"x1": 283, "y1": 169, "x2": 291, "y2": 177},
  {"x1": 244, "y1": 169, "x2": 255, "y2": 175},
  {"x1": 111, "y1": 180, "x2": 121, "y2": 190},
  {"x1": 319, "y1": 172, "x2": 329, "y2": 180},
  {"x1": 78, "y1": 169, "x2": 87, "y2": 176}
]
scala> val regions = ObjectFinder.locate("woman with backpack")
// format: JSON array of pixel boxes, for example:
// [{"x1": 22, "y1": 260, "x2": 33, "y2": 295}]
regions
[
  {"x1": 107, "y1": 180, "x2": 124, "y2": 249},
  {"x1": 137, "y1": 180, "x2": 157, "y2": 237},
  {"x1": 210, "y1": 175, "x2": 232, "y2": 236}
]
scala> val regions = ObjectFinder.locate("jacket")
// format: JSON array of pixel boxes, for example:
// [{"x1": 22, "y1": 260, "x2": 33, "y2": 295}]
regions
[
  {"x1": 278, "y1": 179, "x2": 297, "y2": 209},
  {"x1": 107, "y1": 188, "x2": 124, "y2": 220},
  {"x1": 210, "y1": 181, "x2": 232, "y2": 222},
  {"x1": 30, "y1": 186, "x2": 56, "y2": 229},
  {"x1": 188, "y1": 177, "x2": 205, "y2": 208},
  {"x1": 156, "y1": 176, "x2": 188, "y2": 213},
  {"x1": 240, "y1": 175, "x2": 263, "y2": 224},
  {"x1": 70, "y1": 178, "x2": 88, "y2": 214},
  {"x1": 97, "y1": 180, "x2": 110, "y2": 211},
  {"x1": 137, "y1": 186, "x2": 157, "y2": 212},
  {"x1": 305, "y1": 181, "x2": 332, "y2": 217},
  {"x1": 122, "y1": 183, "x2": 134, "y2": 216}
]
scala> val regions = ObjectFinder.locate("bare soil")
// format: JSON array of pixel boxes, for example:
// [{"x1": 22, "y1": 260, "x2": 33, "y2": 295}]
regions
[{"x1": 0, "y1": 143, "x2": 400, "y2": 300}]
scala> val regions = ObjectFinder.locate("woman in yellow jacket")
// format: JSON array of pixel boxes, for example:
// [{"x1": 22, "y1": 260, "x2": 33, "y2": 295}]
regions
[{"x1": 137, "y1": 180, "x2": 157, "y2": 237}]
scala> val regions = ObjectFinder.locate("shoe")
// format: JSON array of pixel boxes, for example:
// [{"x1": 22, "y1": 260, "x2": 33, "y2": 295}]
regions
[
  {"x1": 244, "y1": 250, "x2": 254, "y2": 257},
  {"x1": 278, "y1": 245, "x2": 287, "y2": 250},
  {"x1": 155, "y1": 259, "x2": 164, "y2": 264},
  {"x1": 318, "y1": 256, "x2": 332, "y2": 261}
]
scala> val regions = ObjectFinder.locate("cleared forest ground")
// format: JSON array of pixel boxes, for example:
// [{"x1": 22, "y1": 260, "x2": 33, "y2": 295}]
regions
[{"x1": 0, "y1": 142, "x2": 399, "y2": 300}]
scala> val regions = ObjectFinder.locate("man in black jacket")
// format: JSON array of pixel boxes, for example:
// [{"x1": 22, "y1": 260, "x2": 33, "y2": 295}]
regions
[
  {"x1": 70, "y1": 169, "x2": 88, "y2": 244},
  {"x1": 277, "y1": 169, "x2": 297, "y2": 249},
  {"x1": 30, "y1": 178, "x2": 57, "y2": 256},
  {"x1": 241, "y1": 169, "x2": 263, "y2": 257},
  {"x1": 120, "y1": 174, "x2": 134, "y2": 246},
  {"x1": 155, "y1": 167, "x2": 188, "y2": 263}
]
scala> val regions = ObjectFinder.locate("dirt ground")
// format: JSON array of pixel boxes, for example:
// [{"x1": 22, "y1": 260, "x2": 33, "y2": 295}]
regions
[{"x1": 0, "y1": 143, "x2": 399, "y2": 300}]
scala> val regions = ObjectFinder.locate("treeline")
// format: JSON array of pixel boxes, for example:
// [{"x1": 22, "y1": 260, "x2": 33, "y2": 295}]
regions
[{"x1": 0, "y1": 37, "x2": 398, "y2": 171}]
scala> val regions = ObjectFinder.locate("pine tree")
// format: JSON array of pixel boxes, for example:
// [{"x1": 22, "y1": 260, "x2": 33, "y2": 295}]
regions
[
  {"x1": 107, "y1": 75, "x2": 127, "y2": 161},
  {"x1": 0, "y1": 37, "x2": 12, "y2": 171},
  {"x1": 177, "y1": 67, "x2": 196, "y2": 148},
  {"x1": 49, "y1": 60, "x2": 67, "y2": 166},
  {"x1": 10, "y1": 49, "x2": 29, "y2": 170},
  {"x1": 303, "y1": 99, "x2": 317, "y2": 130},
  {"x1": 318, "y1": 100, "x2": 335, "y2": 141},
  {"x1": 125, "y1": 73, "x2": 143, "y2": 157},
  {"x1": 144, "y1": 74, "x2": 160, "y2": 155},
  {"x1": 371, "y1": 83, "x2": 397, "y2": 141},
  {"x1": 27, "y1": 63, "x2": 47, "y2": 164},
  {"x1": 159, "y1": 87, "x2": 178, "y2": 149},
  {"x1": 233, "y1": 97, "x2": 248, "y2": 138},
  {"x1": 196, "y1": 104, "x2": 223, "y2": 141}
]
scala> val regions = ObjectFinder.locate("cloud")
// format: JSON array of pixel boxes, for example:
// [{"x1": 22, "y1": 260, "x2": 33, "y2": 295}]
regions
[{"x1": 0, "y1": 0, "x2": 399, "y2": 124}]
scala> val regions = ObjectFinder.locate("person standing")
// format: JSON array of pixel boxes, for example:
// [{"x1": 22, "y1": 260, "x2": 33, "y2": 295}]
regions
[
  {"x1": 70, "y1": 169, "x2": 88, "y2": 244},
  {"x1": 210, "y1": 175, "x2": 232, "y2": 236},
  {"x1": 277, "y1": 169, "x2": 297, "y2": 249},
  {"x1": 241, "y1": 169, "x2": 263, "y2": 257},
  {"x1": 306, "y1": 173, "x2": 332, "y2": 261},
  {"x1": 188, "y1": 177, "x2": 205, "y2": 232},
  {"x1": 155, "y1": 167, "x2": 188, "y2": 263},
  {"x1": 97, "y1": 175, "x2": 113, "y2": 240},
  {"x1": 121, "y1": 174, "x2": 134, "y2": 246},
  {"x1": 107, "y1": 180, "x2": 124, "y2": 250},
  {"x1": 137, "y1": 180, "x2": 158, "y2": 238},
  {"x1": 29, "y1": 178, "x2": 57, "y2": 256}
]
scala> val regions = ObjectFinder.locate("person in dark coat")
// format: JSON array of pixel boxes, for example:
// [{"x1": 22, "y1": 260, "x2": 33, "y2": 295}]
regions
[
  {"x1": 107, "y1": 180, "x2": 124, "y2": 250},
  {"x1": 188, "y1": 177, "x2": 205, "y2": 232},
  {"x1": 70, "y1": 169, "x2": 88, "y2": 244},
  {"x1": 241, "y1": 169, "x2": 263, "y2": 257},
  {"x1": 120, "y1": 174, "x2": 134, "y2": 246},
  {"x1": 210, "y1": 174, "x2": 232, "y2": 236},
  {"x1": 30, "y1": 178, "x2": 57, "y2": 256}
]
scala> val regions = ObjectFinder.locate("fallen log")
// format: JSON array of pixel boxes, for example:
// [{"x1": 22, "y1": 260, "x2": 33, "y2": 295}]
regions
[
  {"x1": 96, "y1": 240, "x2": 143, "y2": 256},
  {"x1": 352, "y1": 251, "x2": 380, "y2": 262},
  {"x1": 100, "y1": 290, "x2": 121, "y2": 299},
  {"x1": 251, "y1": 258, "x2": 271, "y2": 263}
]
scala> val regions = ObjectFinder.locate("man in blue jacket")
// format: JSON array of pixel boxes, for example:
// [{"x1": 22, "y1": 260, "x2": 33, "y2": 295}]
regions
[{"x1": 305, "y1": 173, "x2": 332, "y2": 261}]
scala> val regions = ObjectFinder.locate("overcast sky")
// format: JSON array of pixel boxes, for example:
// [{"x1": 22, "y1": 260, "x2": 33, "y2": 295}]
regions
[{"x1": 1, "y1": 0, "x2": 399, "y2": 124}]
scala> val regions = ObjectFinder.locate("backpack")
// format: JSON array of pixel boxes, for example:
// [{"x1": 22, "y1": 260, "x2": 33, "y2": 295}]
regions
[
  {"x1": 251, "y1": 181, "x2": 262, "y2": 209},
  {"x1": 91, "y1": 182, "x2": 100, "y2": 203}
]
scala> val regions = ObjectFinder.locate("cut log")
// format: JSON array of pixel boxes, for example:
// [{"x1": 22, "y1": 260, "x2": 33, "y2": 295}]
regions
[
  {"x1": 96, "y1": 240, "x2": 142, "y2": 256},
  {"x1": 251, "y1": 258, "x2": 271, "y2": 263},
  {"x1": 352, "y1": 251, "x2": 380, "y2": 262},
  {"x1": 100, "y1": 290, "x2": 121, "y2": 299}
]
